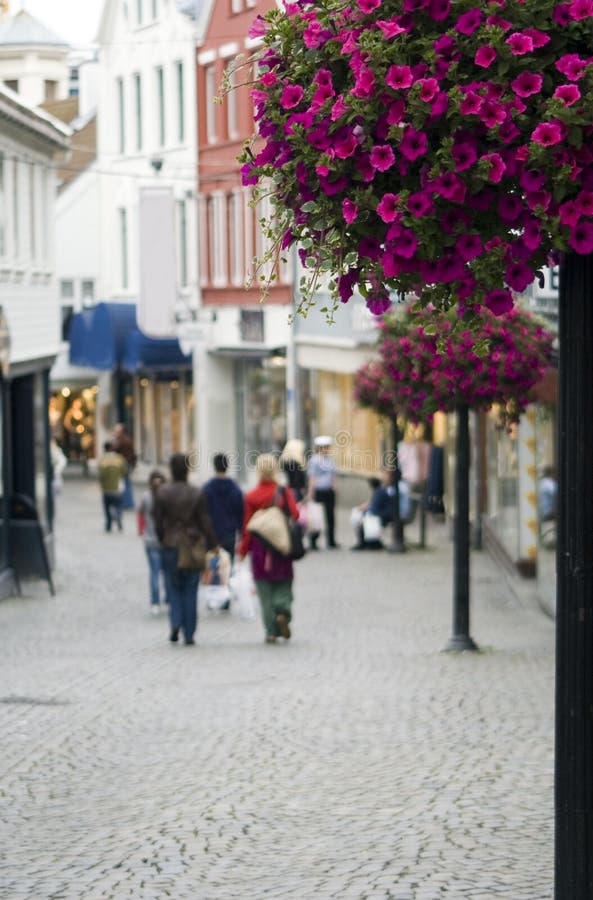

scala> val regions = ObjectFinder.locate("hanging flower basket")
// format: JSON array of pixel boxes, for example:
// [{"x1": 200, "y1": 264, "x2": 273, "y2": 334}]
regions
[
  {"x1": 354, "y1": 303, "x2": 554, "y2": 422},
  {"x1": 240, "y1": 0, "x2": 593, "y2": 316}
]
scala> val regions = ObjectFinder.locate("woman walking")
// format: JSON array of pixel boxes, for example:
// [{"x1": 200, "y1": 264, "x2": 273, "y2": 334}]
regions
[
  {"x1": 237, "y1": 454, "x2": 300, "y2": 644},
  {"x1": 154, "y1": 453, "x2": 218, "y2": 645},
  {"x1": 137, "y1": 470, "x2": 166, "y2": 615}
]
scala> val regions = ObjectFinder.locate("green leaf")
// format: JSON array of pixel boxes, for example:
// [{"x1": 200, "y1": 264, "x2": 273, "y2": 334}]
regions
[{"x1": 300, "y1": 201, "x2": 318, "y2": 213}]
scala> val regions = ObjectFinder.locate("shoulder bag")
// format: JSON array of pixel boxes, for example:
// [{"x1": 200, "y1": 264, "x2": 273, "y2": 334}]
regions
[{"x1": 247, "y1": 488, "x2": 306, "y2": 560}]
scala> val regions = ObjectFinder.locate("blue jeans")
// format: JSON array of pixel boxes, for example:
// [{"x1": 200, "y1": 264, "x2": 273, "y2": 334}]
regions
[
  {"x1": 103, "y1": 492, "x2": 123, "y2": 531},
  {"x1": 161, "y1": 548, "x2": 200, "y2": 642},
  {"x1": 121, "y1": 476, "x2": 135, "y2": 510},
  {"x1": 145, "y1": 547, "x2": 163, "y2": 605}
]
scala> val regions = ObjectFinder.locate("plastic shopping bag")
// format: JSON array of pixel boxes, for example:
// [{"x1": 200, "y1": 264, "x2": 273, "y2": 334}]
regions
[
  {"x1": 200, "y1": 548, "x2": 232, "y2": 611},
  {"x1": 306, "y1": 500, "x2": 324, "y2": 534},
  {"x1": 229, "y1": 561, "x2": 258, "y2": 619}
]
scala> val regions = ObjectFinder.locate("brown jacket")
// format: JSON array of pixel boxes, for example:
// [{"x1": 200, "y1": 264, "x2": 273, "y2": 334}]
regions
[{"x1": 153, "y1": 481, "x2": 217, "y2": 551}]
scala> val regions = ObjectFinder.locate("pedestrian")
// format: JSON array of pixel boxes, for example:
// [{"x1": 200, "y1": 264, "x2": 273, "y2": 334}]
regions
[
  {"x1": 98, "y1": 441, "x2": 127, "y2": 532},
  {"x1": 279, "y1": 438, "x2": 308, "y2": 502},
  {"x1": 112, "y1": 423, "x2": 136, "y2": 510},
  {"x1": 137, "y1": 470, "x2": 167, "y2": 616},
  {"x1": 307, "y1": 435, "x2": 339, "y2": 549},
  {"x1": 202, "y1": 452, "x2": 244, "y2": 562},
  {"x1": 350, "y1": 469, "x2": 411, "y2": 550},
  {"x1": 153, "y1": 453, "x2": 218, "y2": 646},
  {"x1": 237, "y1": 453, "x2": 300, "y2": 644},
  {"x1": 50, "y1": 438, "x2": 67, "y2": 497}
]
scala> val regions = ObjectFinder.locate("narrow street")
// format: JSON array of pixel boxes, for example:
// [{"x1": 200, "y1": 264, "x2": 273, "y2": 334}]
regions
[{"x1": 0, "y1": 476, "x2": 554, "y2": 900}]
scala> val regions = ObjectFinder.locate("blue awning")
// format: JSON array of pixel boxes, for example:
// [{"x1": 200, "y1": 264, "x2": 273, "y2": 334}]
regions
[
  {"x1": 69, "y1": 302, "x2": 136, "y2": 370},
  {"x1": 68, "y1": 303, "x2": 191, "y2": 374},
  {"x1": 121, "y1": 328, "x2": 191, "y2": 373}
]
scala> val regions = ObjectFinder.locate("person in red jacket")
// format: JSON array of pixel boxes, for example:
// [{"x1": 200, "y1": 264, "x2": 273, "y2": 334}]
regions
[{"x1": 237, "y1": 453, "x2": 300, "y2": 644}]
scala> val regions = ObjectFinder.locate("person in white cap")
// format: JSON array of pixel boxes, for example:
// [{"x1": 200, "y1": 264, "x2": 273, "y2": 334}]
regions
[{"x1": 307, "y1": 436, "x2": 339, "y2": 549}]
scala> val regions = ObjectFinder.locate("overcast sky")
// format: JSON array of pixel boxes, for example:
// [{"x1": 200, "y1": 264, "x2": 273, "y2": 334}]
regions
[{"x1": 18, "y1": 0, "x2": 105, "y2": 45}]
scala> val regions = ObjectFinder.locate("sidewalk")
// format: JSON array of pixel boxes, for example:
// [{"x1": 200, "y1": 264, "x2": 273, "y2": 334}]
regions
[{"x1": 0, "y1": 479, "x2": 554, "y2": 899}]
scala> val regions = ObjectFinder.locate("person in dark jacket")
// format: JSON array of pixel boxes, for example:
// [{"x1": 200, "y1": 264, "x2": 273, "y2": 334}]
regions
[
  {"x1": 280, "y1": 439, "x2": 308, "y2": 501},
  {"x1": 153, "y1": 453, "x2": 218, "y2": 645},
  {"x1": 351, "y1": 469, "x2": 411, "y2": 550},
  {"x1": 202, "y1": 453, "x2": 244, "y2": 562}
]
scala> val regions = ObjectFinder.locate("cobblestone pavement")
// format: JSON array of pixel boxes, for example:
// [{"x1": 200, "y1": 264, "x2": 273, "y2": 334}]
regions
[{"x1": 0, "y1": 478, "x2": 554, "y2": 900}]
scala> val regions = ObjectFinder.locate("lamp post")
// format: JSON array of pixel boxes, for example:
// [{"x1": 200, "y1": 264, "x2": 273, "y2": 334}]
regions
[
  {"x1": 444, "y1": 403, "x2": 478, "y2": 652},
  {"x1": 388, "y1": 416, "x2": 406, "y2": 554}
]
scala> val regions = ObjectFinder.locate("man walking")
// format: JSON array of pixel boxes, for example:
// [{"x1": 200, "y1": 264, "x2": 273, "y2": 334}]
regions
[
  {"x1": 98, "y1": 442, "x2": 127, "y2": 532},
  {"x1": 307, "y1": 435, "x2": 339, "y2": 549},
  {"x1": 203, "y1": 453, "x2": 244, "y2": 563}
]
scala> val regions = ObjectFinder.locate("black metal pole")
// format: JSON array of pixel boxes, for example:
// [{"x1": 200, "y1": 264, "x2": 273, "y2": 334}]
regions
[
  {"x1": 473, "y1": 411, "x2": 484, "y2": 551},
  {"x1": 388, "y1": 416, "x2": 406, "y2": 553},
  {"x1": 444, "y1": 403, "x2": 478, "y2": 651},
  {"x1": 555, "y1": 253, "x2": 593, "y2": 898}
]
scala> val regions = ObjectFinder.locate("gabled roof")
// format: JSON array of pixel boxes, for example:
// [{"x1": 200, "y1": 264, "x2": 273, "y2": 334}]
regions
[
  {"x1": 0, "y1": 82, "x2": 71, "y2": 150},
  {"x1": 0, "y1": 10, "x2": 69, "y2": 49}
]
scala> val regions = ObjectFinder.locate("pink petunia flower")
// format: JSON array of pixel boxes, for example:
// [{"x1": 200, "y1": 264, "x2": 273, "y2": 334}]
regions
[
  {"x1": 485, "y1": 289, "x2": 514, "y2": 315},
  {"x1": 531, "y1": 121, "x2": 565, "y2": 146},
  {"x1": 377, "y1": 18, "x2": 409, "y2": 37},
  {"x1": 553, "y1": 2, "x2": 574, "y2": 22},
  {"x1": 385, "y1": 65, "x2": 414, "y2": 90},
  {"x1": 367, "y1": 296, "x2": 392, "y2": 315},
  {"x1": 556, "y1": 53, "x2": 588, "y2": 80},
  {"x1": 377, "y1": 193, "x2": 400, "y2": 222},
  {"x1": 359, "y1": 0, "x2": 381, "y2": 11},
  {"x1": 479, "y1": 100, "x2": 506, "y2": 128},
  {"x1": 486, "y1": 14, "x2": 512, "y2": 29},
  {"x1": 280, "y1": 85, "x2": 304, "y2": 109},
  {"x1": 523, "y1": 28, "x2": 551, "y2": 47},
  {"x1": 576, "y1": 191, "x2": 593, "y2": 215},
  {"x1": 408, "y1": 191, "x2": 434, "y2": 217},
  {"x1": 351, "y1": 68, "x2": 376, "y2": 98},
  {"x1": 475, "y1": 45, "x2": 497, "y2": 68},
  {"x1": 455, "y1": 9, "x2": 483, "y2": 33},
  {"x1": 505, "y1": 261, "x2": 534, "y2": 292},
  {"x1": 370, "y1": 144, "x2": 396, "y2": 172},
  {"x1": 570, "y1": 221, "x2": 593, "y2": 253},
  {"x1": 333, "y1": 133, "x2": 358, "y2": 159},
  {"x1": 456, "y1": 233, "x2": 483, "y2": 261},
  {"x1": 520, "y1": 170, "x2": 546, "y2": 192},
  {"x1": 498, "y1": 195, "x2": 523, "y2": 222},
  {"x1": 400, "y1": 128, "x2": 428, "y2": 161},
  {"x1": 460, "y1": 91, "x2": 483, "y2": 115},
  {"x1": 433, "y1": 172, "x2": 466, "y2": 203},
  {"x1": 511, "y1": 72, "x2": 543, "y2": 97},
  {"x1": 342, "y1": 198, "x2": 359, "y2": 224},
  {"x1": 428, "y1": 0, "x2": 451, "y2": 20},
  {"x1": 506, "y1": 33, "x2": 534, "y2": 55},
  {"x1": 452, "y1": 141, "x2": 478, "y2": 171},
  {"x1": 559, "y1": 200, "x2": 581, "y2": 226},
  {"x1": 331, "y1": 95, "x2": 348, "y2": 121},
  {"x1": 482, "y1": 153, "x2": 506, "y2": 183},
  {"x1": 387, "y1": 99, "x2": 406, "y2": 125},
  {"x1": 569, "y1": 0, "x2": 593, "y2": 20},
  {"x1": 554, "y1": 84, "x2": 581, "y2": 105},
  {"x1": 418, "y1": 78, "x2": 439, "y2": 102}
]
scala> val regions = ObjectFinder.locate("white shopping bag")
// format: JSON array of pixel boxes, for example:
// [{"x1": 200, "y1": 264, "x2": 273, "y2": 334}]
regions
[
  {"x1": 306, "y1": 500, "x2": 324, "y2": 533},
  {"x1": 229, "y1": 561, "x2": 258, "y2": 619},
  {"x1": 200, "y1": 583, "x2": 231, "y2": 611},
  {"x1": 362, "y1": 513, "x2": 383, "y2": 542}
]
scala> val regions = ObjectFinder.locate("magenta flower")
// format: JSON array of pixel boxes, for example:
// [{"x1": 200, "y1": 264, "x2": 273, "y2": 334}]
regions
[
  {"x1": 359, "y1": 0, "x2": 381, "y2": 11},
  {"x1": 506, "y1": 33, "x2": 534, "y2": 55},
  {"x1": 342, "y1": 198, "x2": 358, "y2": 224},
  {"x1": 475, "y1": 45, "x2": 497, "y2": 68},
  {"x1": 351, "y1": 68, "x2": 376, "y2": 98},
  {"x1": 452, "y1": 141, "x2": 477, "y2": 171},
  {"x1": 570, "y1": 221, "x2": 593, "y2": 253},
  {"x1": 280, "y1": 85, "x2": 304, "y2": 109},
  {"x1": 367, "y1": 295, "x2": 392, "y2": 316},
  {"x1": 377, "y1": 193, "x2": 400, "y2": 223},
  {"x1": 520, "y1": 169, "x2": 546, "y2": 192},
  {"x1": 433, "y1": 172, "x2": 466, "y2": 203},
  {"x1": 511, "y1": 72, "x2": 543, "y2": 97},
  {"x1": 455, "y1": 9, "x2": 483, "y2": 33},
  {"x1": 569, "y1": 0, "x2": 593, "y2": 20},
  {"x1": 389, "y1": 226, "x2": 419, "y2": 258},
  {"x1": 387, "y1": 99, "x2": 406, "y2": 125},
  {"x1": 376, "y1": 18, "x2": 409, "y2": 37},
  {"x1": 400, "y1": 128, "x2": 428, "y2": 161},
  {"x1": 385, "y1": 65, "x2": 414, "y2": 90},
  {"x1": 479, "y1": 100, "x2": 506, "y2": 129},
  {"x1": 418, "y1": 78, "x2": 439, "y2": 102},
  {"x1": 498, "y1": 195, "x2": 523, "y2": 222},
  {"x1": 333, "y1": 133, "x2": 358, "y2": 159},
  {"x1": 576, "y1": 191, "x2": 593, "y2": 215},
  {"x1": 456, "y1": 233, "x2": 483, "y2": 261},
  {"x1": 485, "y1": 289, "x2": 514, "y2": 316},
  {"x1": 460, "y1": 91, "x2": 483, "y2": 115},
  {"x1": 370, "y1": 144, "x2": 395, "y2": 171},
  {"x1": 553, "y1": 2, "x2": 574, "y2": 22},
  {"x1": 556, "y1": 54, "x2": 587, "y2": 80},
  {"x1": 482, "y1": 153, "x2": 506, "y2": 183},
  {"x1": 338, "y1": 270, "x2": 359, "y2": 304},
  {"x1": 531, "y1": 121, "x2": 565, "y2": 146},
  {"x1": 428, "y1": 0, "x2": 451, "y2": 20},
  {"x1": 505, "y1": 261, "x2": 534, "y2": 292},
  {"x1": 407, "y1": 191, "x2": 434, "y2": 217},
  {"x1": 554, "y1": 84, "x2": 581, "y2": 105},
  {"x1": 523, "y1": 28, "x2": 551, "y2": 47},
  {"x1": 559, "y1": 200, "x2": 581, "y2": 226}
]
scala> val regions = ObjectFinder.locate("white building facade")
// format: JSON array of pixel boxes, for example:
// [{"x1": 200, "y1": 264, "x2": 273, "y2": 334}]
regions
[{"x1": 0, "y1": 83, "x2": 70, "y2": 596}]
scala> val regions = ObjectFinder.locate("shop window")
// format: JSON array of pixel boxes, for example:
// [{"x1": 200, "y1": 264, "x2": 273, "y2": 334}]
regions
[
  {"x1": 60, "y1": 279, "x2": 74, "y2": 299},
  {"x1": 240, "y1": 309, "x2": 264, "y2": 343},
  {"x1": 44, "y1": 80, "x2": 58, "y2": 102},
  {"x1": 205, "y1": 65, "x2": 217, "y2": 144},
  {"x1": 81, "y1": 280, "x2": 95, "y2": 305}
]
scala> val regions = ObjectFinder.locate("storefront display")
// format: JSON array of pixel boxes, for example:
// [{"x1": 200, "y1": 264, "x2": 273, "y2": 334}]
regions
[{"x1": 50, "y1": 386, "x2": 97, "y2": 462}]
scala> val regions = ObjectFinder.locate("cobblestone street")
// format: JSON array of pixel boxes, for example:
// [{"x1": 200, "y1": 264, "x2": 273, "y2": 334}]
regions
[{"x1": 0, "y1": 477, "x2": 554, "y2": 900}]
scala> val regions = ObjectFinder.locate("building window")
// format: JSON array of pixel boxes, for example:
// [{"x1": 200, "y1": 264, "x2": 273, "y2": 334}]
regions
[
  {"x1": 137, "y1": 0, "x2": 143, "y2": 25},
  {"x1": 40, "y1": 166, "x2": 48, "y2": 261},
  {"x1": 231, "y1": 0, "x2": 242, "y2": 12},
  {"x1": 0, "y1": 153, "x2": 5, "y2": 258},
  {"x1": 197, "y1": 194, "x2": 208, "y2": 288},
  {"x1": 81, "y1": 280, "x2": 95, "y2": 304},
  {"x1": 116, "y1": 77, "x2": 125, "y2": 153},
  {"x1": 176, "y1": 61, "x2": 185, "y2": 143},
  {"x1": 156, "y1": 66, "x2": 165, "y2": 147},
  {"x1": 244, "y1": 187, "x2": 254, "y2": 282},
  {"x1": 60, "y1": 279, "x2": 75, "y2": 299},
  {"x1": 4, "y1": 79, "x2": 18, "y2": 93},
  {"x1": 226, "y1": 62, "x2": 238, "y2": 140},
  {"x1": 177, "y1": 200, "x2": 188, "y2": 288},
  {"x1": 240, "y1": 309, "x2": 264, "y2": 343},
  {"x1": 134, "y1": 72, "x2": 142, "y2": 151},
  {"x1": 208, "y1": 193, "x2": 227, "y2": 287},
  {"x1": 230, "y1": 190, "x2": 244, "y2": 286},
  {"x1": 29, "y1": 163, "x2": 36, "y2": 260},
  {"x1": 152, "y1": 0, "x2": 158, "y2": 17},
  {"x1": 205, "y1": 65, "x2": 217, "y2": 144},
  {"x1": 119, "y1": 208, "x2": 129, "y2": 289},
  {"x1": 44, "y1": 80, "x2": 58, "y2": 102},
  {"x1": 61, "y1": 305, "x2": 74, "y2": 342}
]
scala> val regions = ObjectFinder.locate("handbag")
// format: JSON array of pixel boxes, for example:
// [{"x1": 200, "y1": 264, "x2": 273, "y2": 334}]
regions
[
  {"x1": 177, "y1": 532, "x2": 207, "y2": 570},
  {"x1": 247, "y1": 488, "x2": 306, "y2": 560},
  {"x1": 362, "y1": 513, "x2": 383, "y2": 542}
]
